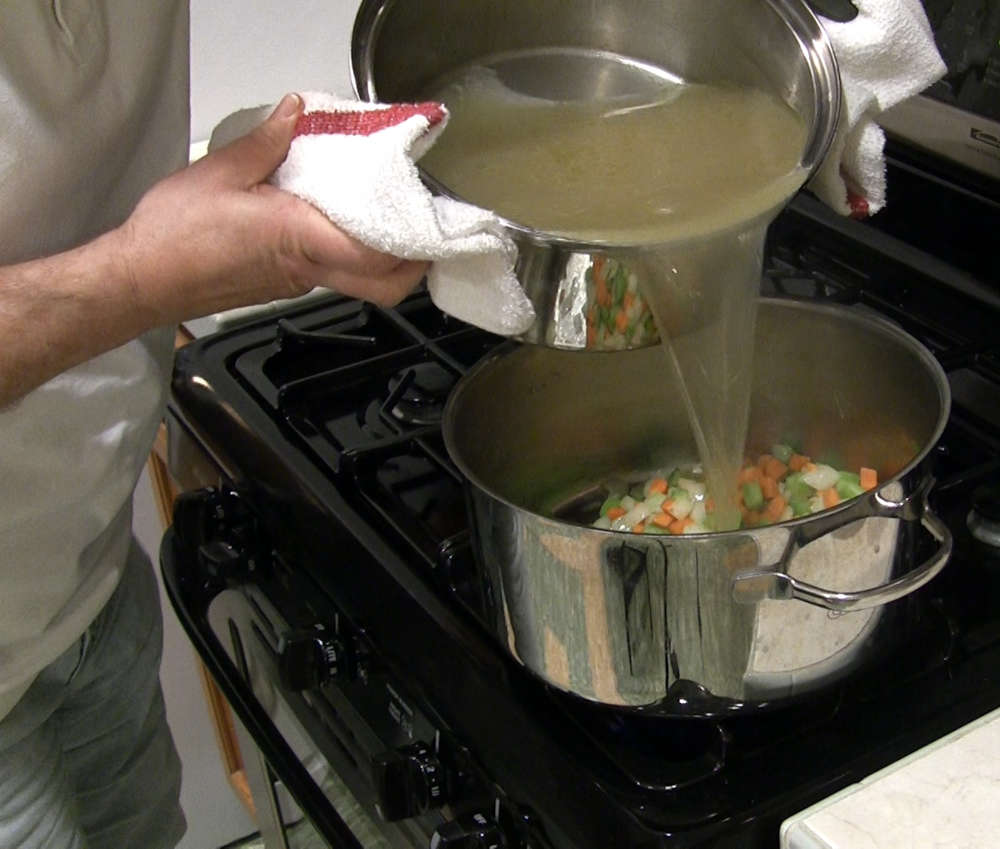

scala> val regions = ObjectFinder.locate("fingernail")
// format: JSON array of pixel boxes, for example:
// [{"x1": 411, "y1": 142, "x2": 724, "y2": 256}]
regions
[{"x1": 271, "y1": 93, "x2": 302, "y2": 121}]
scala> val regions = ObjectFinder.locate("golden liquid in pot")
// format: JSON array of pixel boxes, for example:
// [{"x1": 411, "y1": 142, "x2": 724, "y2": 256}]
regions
[{"x1": 422, "y1": 63, "x2": 809, "y2": 529}]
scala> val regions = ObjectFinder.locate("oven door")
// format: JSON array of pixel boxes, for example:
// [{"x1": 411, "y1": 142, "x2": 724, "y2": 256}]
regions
[{"x1": 160, "y1": 527, "x2": 424, "y2": 849}]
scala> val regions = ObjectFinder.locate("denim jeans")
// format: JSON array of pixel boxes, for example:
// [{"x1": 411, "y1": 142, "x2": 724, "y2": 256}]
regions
[{"x1": 0, "y1": 538, "x2": 185, "y2": 848}]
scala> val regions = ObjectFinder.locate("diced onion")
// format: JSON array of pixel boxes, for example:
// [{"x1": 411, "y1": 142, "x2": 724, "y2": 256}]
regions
[
  {"x1": 802, "y1": 463, "x2": 839, "y2": 491},
  {"x1": 667, "y1": 492, "x2": 693, "y2": 519},
  {"x1": 612, "y1": 503, "x2": 650, "y2": 531},
  {"x1": 677, "y1": 477, "x2": 706, "y2": 499}
]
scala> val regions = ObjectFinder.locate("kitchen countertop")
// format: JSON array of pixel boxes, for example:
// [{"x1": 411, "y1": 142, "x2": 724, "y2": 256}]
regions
[{"x1": 781, "y1": 706, "x2": 1000, "y2": 848}]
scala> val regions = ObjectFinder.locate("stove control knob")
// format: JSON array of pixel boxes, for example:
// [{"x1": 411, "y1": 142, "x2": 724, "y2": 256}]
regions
[
  {"x1": 172, "y1": 487, "x2": 264, "y2": 583},
  {"x1": 277, "y1": 628, "x2": 345, "y2": 691},
  {"x1": 372, "y1": 742, "x2": 446, "y2": 821},
  {"x1": 430, "y1": 811, "x2": 507, "y2": 849}
]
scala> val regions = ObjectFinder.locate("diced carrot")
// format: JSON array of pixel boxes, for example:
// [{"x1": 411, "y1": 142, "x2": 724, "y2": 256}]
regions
[
  {"x1": 660, "y1": 499, "x2": 676, "y2": 517},
  {"x1": 760, "y1": 475, "x2": 779, "y2": 500},
  {"x1": 596, "y1": 276, "x2": 611, "y2": 308},
  {"x1": 705, "y1": 498, "x2": 715, "y2": 513},
  {"x1": 623, "y1": 291, "x2": 635, "y2": 311},
  {"x1": 647, "y1": 477, "x2": 668, "y2": 494},
  {"x1": 651, "y1": 512, "x2": 672, "y2": 528},
  {"x1": 607, "y1": 506, "x2": 626, "y2": 520},
  {"x1": 615, "y1": 310, "x2": 628, "y2": 333},
  {"x1": 761, "y1": 455, "x2": 789, "y2": 481},
  {"x1": 820, "y1": 488, "x2": 840, "y2": 509},
  {"x1": 762, "y1": 494, "x2": 787, "y2": 523},
  {"x1": 804, "y1": 462, "x2": 818, "y2": 473},
  {"x1": 860, "y1": 467, "x2": 878, "y2": 491},
  {"x1": 632, "y1": 522, "x2": 646, "y2": 534},
  {"x1": 788, "y1": 453, "x2": 811, "y2": 472},
  {"x1": 738, "y1": 465, "x2": 761, "y2": 484},
  {"x1": 668, "y1": 517, "x2": 692, "y2": 535}
]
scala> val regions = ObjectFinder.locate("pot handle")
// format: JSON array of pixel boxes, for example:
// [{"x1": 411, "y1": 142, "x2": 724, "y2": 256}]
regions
[{"x1": 732, "y1": 481, "x2": 953, "y2": 613}]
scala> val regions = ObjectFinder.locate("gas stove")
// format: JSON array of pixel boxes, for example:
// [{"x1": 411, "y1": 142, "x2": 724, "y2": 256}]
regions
[{"x1": 161, "y1": 143, "x2": 1000, "y2": 849}]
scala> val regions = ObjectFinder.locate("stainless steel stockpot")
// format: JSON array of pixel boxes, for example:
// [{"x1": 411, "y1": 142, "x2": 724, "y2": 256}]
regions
[
  {"x1": 442, "y1": 299, "x2": 953, "y2": 715},
  {"x1": 352, "y1": 0, "x2": 842, "y2": 350}
]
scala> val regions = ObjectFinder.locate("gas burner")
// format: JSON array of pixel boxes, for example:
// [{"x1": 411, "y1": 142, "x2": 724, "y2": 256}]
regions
[{"x1": 385, "y1": 362, "x2": 456, "y2": 426}]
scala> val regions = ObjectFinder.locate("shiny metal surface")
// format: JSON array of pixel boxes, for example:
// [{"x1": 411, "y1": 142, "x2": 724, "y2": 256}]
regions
[
  {"x1": 352, "y1": 0, "x2": 842, "y2": 350},
  {"x1": 443, "y1": 299, "x2": 952, "y2": 712}
]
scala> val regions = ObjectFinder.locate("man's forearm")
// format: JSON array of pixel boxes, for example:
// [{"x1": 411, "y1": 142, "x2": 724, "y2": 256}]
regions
[{"x1": 0, "y1": 228, "x2": 159, "y2": 406}]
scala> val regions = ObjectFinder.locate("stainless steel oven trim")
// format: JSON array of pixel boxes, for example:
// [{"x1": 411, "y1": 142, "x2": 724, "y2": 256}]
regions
[{"x1": 161, "y1": 527, "x2": 379, "y2": 849}]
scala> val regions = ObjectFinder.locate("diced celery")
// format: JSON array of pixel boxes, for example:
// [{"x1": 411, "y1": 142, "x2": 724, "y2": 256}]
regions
[
  {"x1": 742, "y1": 481, "x2": 764, "y2": 511},
  {"x1": 599, "y1": 495, "x2": 621, "y2": 517},
  {"x1": 612, "y1": 267, "x2": 627, "y2": 303},
  {"x1": 783, "y1": 472, "x2": 814, "y2": 504},
  {"x1": 789, "y1": 496, "x2": 812, "y2": 516},
  {"x1": 835, "y1": 472, "x2": 865, "y2": 501}
]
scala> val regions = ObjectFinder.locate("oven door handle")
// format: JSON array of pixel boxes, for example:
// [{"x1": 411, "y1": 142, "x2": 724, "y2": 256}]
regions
[{"x1": 159, "y1": 527, "x2": 366, "y2": 849}]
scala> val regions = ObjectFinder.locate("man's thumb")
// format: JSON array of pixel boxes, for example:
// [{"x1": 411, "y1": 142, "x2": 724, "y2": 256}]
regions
[{"x1": 211, "y1": 93, "x2": 303, "y2": 187}]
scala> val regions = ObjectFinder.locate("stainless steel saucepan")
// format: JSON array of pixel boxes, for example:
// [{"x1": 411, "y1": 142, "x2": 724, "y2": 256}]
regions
[
  {"x1": 443, "y1": 299, "x2": 953, "y2": 715},
  {"x1": 352, "y1": 0, "x2": 842, "y2": 350}
]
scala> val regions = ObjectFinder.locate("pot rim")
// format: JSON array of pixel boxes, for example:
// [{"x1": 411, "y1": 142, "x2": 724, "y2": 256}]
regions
[{"x1": 442, "y1": 297, "x2": 952, "y2": 538}]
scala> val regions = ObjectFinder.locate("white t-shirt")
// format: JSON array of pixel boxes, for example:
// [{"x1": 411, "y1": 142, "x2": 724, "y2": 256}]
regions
[{"x1": 0, "y1": 0, "x2": 191, "y2": 720}]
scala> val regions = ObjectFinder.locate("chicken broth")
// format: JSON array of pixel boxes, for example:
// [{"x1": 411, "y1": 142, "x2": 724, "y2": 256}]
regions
[
  {"x1": 422, "y1": 59, "x2": 809, "y2": 529},
  {"x1": 420, "y1": 63, "x2": 806, "y2": 243}
]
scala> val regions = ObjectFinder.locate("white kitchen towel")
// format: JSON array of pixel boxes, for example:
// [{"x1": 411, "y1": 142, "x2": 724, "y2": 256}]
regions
[
  {"x1": 209, "y1": 93, "x2": 535, "y2": 337},
  {"x1": 807, "y1": 0, "x2": 946, "y2": 217}
]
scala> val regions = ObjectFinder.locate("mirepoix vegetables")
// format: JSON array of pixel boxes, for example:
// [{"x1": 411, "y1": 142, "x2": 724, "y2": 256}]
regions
[
  {"x1": 591, "y1": 445, "x2": 879, "y2": 534},
  {"x1": 585, "y1": 256, "x2": 660, "y2": 350}
]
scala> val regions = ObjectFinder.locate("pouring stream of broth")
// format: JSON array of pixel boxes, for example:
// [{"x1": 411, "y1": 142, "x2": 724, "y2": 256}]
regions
[{"x1": 422, "y1": 63, "x2": 808, "y2": 529}]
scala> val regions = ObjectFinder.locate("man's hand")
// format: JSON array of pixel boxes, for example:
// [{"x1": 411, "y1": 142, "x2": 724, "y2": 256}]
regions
[
  {"x1": 118, "y1": 93, "x2": 429, "y2": 325},
  {"x1": 0, "y1": 93, "x2": 429, "y2": 405}
]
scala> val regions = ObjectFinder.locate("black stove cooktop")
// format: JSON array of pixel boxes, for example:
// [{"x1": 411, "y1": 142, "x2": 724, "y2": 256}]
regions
[{"x1": 163, "y1": 155, "x2": 1000, "y2": 849}]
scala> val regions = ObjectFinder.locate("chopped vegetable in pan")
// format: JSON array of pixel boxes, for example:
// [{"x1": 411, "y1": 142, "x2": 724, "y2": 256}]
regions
[
  {"x1": 585, "y1": 256, "x2": 660, "y2": 350},
  {"x1": 591, "y1": 445, "x2": 879, "y2": 533}
]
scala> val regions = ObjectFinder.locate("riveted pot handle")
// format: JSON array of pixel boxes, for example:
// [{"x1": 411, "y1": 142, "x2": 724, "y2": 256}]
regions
[{"x1": 732, "y1": 499, "x2": 953, "y2": 613}]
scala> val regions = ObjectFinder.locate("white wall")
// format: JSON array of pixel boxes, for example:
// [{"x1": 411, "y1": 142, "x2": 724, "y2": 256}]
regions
[{"x1": 189, "y1": 0, "x2": 362, "y2": 143}]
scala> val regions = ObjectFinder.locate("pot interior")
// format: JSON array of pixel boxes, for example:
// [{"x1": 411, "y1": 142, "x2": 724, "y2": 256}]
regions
[{"x1": 444, "y1": 299, "x2": 950, "y2": 525}]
